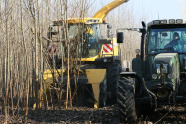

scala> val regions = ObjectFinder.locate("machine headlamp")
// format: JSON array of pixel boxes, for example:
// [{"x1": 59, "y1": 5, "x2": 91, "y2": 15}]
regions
[
  {"x1": 153, "y1": 20, "x2": 160, "y2": 25},
  {"x1": 152, "y1": 74, "x2": 157, "y2": 79},
  {"x1": 150, "y1": 19, "x2": 184, "y2": 26},
  {"x1": 86, "y1": 19, "x2": 100, "y2": 24},
  {"x1": 176, "y1": 19, "x2": 183, "y2": 24},
  {"x1": 168, "y1": 74, "x2": 174, "y2": 79},
  {"x1": 169, "y1": 19, "x2": 175, "y2": 24},
  {"x1": 103, "y1": 59, "x2": 107, "y2": 62},
  {"x1": 160, "y1": 20, "x2": 167, "y2": 24}
]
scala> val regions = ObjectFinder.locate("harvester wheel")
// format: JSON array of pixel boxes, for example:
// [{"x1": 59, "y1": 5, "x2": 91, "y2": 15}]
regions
[
  {"x1": 107, "y1": 61, "x2": 121, "y2": 103},
  {"x1": 99, "y1": 78, "x2": 107, "y2": 107},
  {"x1": 117, "y1": 76, "x2": 137, "y2": 123}
]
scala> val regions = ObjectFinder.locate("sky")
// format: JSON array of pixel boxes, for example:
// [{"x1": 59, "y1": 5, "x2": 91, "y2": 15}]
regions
[
  {"x1": 92, "y1": 0, "x2": 186, "y2": 22},
  {"x1": 130, "y1": 0, "x2": 186, "y2": 20}
]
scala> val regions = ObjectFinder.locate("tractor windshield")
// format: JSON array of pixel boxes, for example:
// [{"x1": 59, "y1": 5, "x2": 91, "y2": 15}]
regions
[{"x1": 148, "y1": 28, "x2": 186, "y2": 54}]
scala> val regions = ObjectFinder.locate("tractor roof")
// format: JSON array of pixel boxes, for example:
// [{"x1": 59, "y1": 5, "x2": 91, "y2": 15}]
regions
[{"x1": 148, "y1": 19, "x2": 186, "y2": 28}]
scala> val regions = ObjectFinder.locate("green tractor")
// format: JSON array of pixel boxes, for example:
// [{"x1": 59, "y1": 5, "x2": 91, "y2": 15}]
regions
[{"x1": 117, "y1": 19, "x2": 186, "y2": 123}]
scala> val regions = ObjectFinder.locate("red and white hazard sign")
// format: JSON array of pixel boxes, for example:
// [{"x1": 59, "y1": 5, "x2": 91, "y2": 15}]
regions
[
  {"x1": 48, "y1": 45, "x2": 57, "y2": 54},
  {"x1": 103, "y1": 43, "x2": 113, "y2": 53}
]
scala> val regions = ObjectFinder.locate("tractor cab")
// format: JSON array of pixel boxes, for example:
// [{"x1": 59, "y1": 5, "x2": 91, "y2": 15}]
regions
[{"x1": 146, "y1": 19, "x2": 186, "y2": 77}]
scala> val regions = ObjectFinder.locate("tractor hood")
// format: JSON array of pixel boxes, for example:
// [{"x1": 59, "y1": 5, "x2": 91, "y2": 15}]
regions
[
  {"x1": 150, "y1": 53, "x2": 180, "y2": 91},
  {"x1": 154, "y1": 53, "x2": 179, "y2": 78}
]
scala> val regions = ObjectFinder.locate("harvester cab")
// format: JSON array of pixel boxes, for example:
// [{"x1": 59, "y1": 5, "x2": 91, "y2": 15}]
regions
[
  {"x1": 43, "y1": 0, "x2": 129, "y2": 108},
  {"x1": 49, "y1": 18, "x2": 119, "y2": 59},
  {"x1": 117, "y1": 19, "x2": 186, "y2": 123}
]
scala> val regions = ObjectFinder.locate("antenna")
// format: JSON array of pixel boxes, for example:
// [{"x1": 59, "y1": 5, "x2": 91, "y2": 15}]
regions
[
  {"x1": 179, "y1": 0, "x2": 186, "y2": 20},
  {"x1": 157, "y1": 11, "x2": 159, "y2": 19}
]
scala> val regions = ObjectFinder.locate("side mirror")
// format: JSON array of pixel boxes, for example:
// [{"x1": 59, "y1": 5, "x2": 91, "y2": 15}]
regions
[
  {"x1": 142, "y1": 21, "x2": 146, "y2": 28},
  {"x1": 107, "y1": 24, "x2": 112, "y2": 29},
  {"x1": 107, "y1": 24, "x2": 112, "y2": 38},
  {"x1": 117, "y1": 32, "x2": 124, "y2": 43},
  {"x1": 135, "y1": 49, "x2": 140, "y2": 54},
  {"x1": 99, "y1": 39, "x2": 111, "y2": 44}
]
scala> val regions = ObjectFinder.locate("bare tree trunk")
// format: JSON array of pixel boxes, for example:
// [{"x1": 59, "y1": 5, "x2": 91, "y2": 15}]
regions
[{"x1": 4, "y1": 0, "x2": 10, "y2": 122}]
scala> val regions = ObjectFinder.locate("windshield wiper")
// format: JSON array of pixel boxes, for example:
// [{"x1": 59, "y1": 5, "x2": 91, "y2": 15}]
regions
[{"x1": 150, "y1": 47, "x2": 173, "y2": 52}]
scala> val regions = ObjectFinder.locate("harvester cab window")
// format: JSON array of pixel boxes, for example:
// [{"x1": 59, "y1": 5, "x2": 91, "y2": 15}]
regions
[
  {"x1": 67, "y1": 24, "x2": 101, "y2": 58},
  {"x1": 48, "y1": 23, "x2": 102, "y2": 58},
  {"x1": 47, "y1": 26, "x2": 62, "y2": 42},
  {"x1": 148, "y1": 28, "x2": 186, "y2": 54},
  {"x1": 86, "y1": 24, "x2": 101, "y2": 57},
  {"x1": 69, "y1": 24, "x2": 86, "y2": 40}
]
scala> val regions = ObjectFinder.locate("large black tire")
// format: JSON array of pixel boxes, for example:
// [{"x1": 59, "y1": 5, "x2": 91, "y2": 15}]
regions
[
  {"x1": 107, "y1": 61, "x2": 121, "y2": 104},
  {"x1": 117, "y1": 77, "x2": 137, "y2": 123}
]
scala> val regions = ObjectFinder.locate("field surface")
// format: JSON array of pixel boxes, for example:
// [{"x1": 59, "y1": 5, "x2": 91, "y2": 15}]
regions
[{"x1": 0, "y1": 104, "x2": 185, "y2": 124}]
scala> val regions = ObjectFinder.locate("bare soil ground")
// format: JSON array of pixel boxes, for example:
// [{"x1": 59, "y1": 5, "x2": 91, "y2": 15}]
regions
[{"x1": 0, "y1": 104, "x2": 185, "y2": 124}]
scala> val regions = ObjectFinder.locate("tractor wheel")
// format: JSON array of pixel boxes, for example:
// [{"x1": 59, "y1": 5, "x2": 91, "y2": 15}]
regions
[
  {"x1": 99, "y1": 78, "x2": 107, "y2": 107},
  {"x1": 117, "y1": 76, "x2": 138, "y2": 123},
  {"x1": 107, "y1": 61, "x2": 121, "y2": 103}
]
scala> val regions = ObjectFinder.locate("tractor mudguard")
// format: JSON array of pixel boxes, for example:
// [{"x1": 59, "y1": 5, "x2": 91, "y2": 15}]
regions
[{"x1": 119, "y1": 71, "x2": 137, "y2": 77}]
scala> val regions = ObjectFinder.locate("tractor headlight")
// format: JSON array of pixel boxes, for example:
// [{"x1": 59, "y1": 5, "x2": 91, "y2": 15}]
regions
[
  {"x1": 153, "y1": 20, "x2": 160, "y2": 24},
  {"x1": 176, "y1": 19, "x2": 183, "y2": 24},
  {"x1": 169, "y1": 19, "x2": 175, "y2": 24},
  {"x1": 152, "y1": 74, "x2": 157, "y2": 79},
  {"x1": 103, "y1": 58, "x2": 107, "y2": 62},
  {"x1": 168, "y1": 74, "x2": 174, "y2": 79},
  {"x1": 160, "y1": 20, "x2": 167, "y2": 24}
]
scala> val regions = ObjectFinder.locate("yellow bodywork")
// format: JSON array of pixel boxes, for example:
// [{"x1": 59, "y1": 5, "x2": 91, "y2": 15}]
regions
[
  {"x1": 41, "y1": 69, "x2": 106, "y2": 108},
  {"x1": 41, "y1": 0, "x2": 129, "y2": 108},
  {"x1": 102, "y1": 38, "x2": 120, "y2": 57},
  {"x1": 34, "y1": 69, "x2": 66, "y2": 109},
  {"x1": 80, "y1": 38, "x2": 120, "y2": 61},
  {"x1": 53, "y1": 18, "x2": 103, "y2": 26},
  {"x1": 51, "y1": 0, "x2": 126, "y2": 62},
  {"x1": 86, "y1": 69, "x2": 106, "y2": 84},
  {"x1": 53, "y1": 0, "x2": 129, "y2": 25},
  {"x1": 93, "y1": 0, "x2": 129, "y2": 20},
  {"x1": 43, "y1": 69, "x2": 65, "y2": 88},
  {"x1": 86, "y1": 69, "x2": 106, "y2": 108}
]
